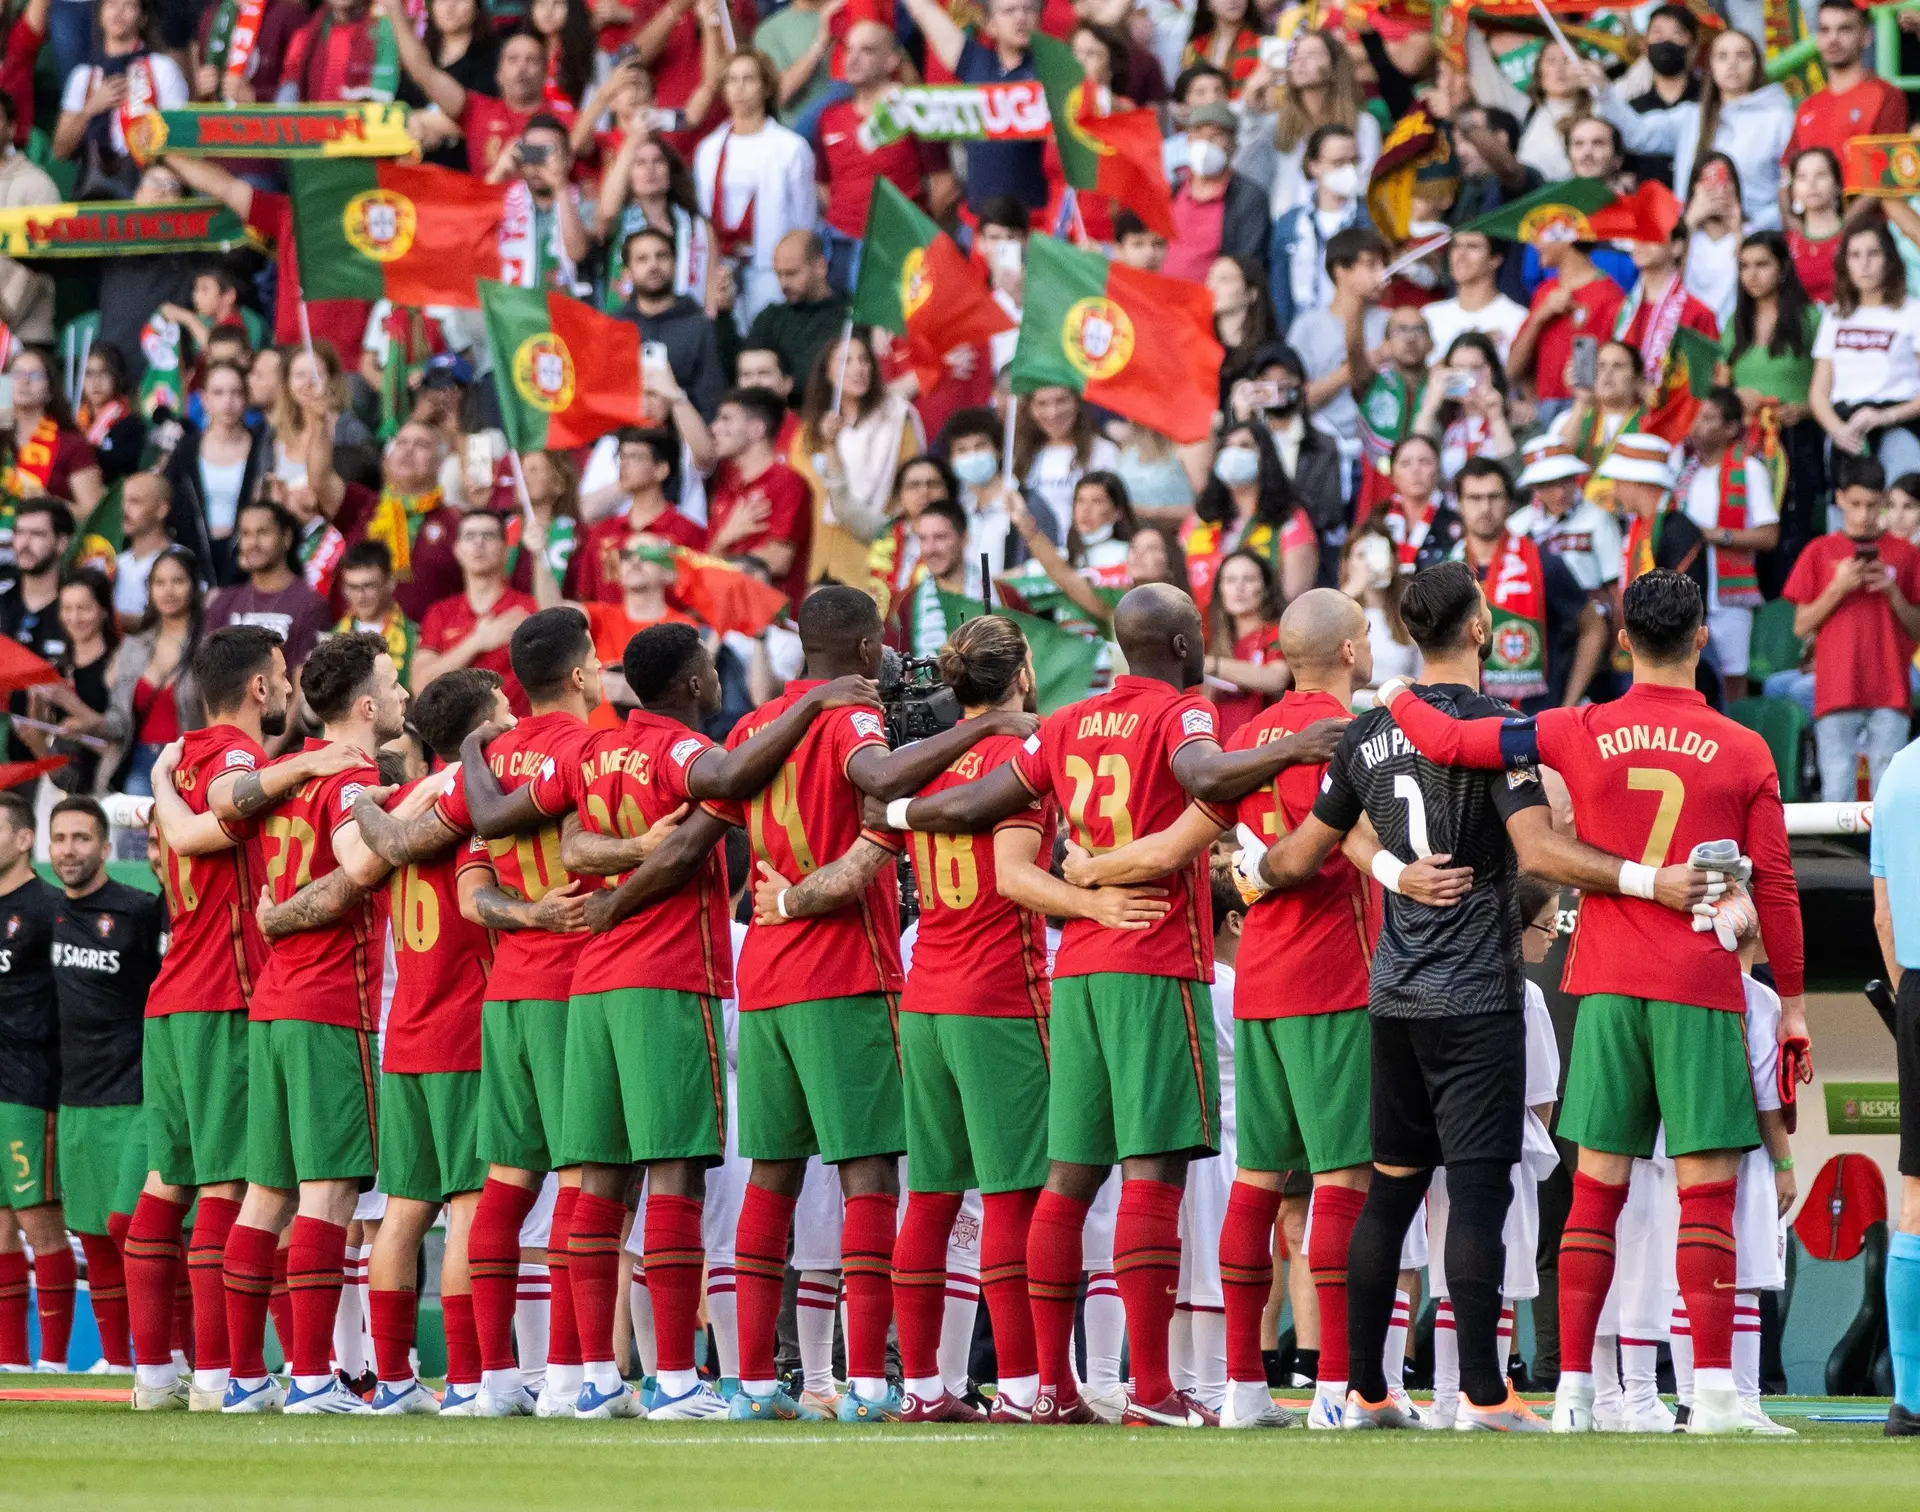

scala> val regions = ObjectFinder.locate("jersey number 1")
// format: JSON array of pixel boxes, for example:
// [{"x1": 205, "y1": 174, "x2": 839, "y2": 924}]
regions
[{"x1": 1392, "y1": 775, "x2": 1434, "y2": 858}]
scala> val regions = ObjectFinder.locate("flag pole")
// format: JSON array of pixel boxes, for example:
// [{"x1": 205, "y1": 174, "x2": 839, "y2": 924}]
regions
[
  {"x1": 1000, "y1": 394, "x2": 1017, "y2": 489},
  {"x1": 507, "y1": 447, "x2": 537, "y2": 533},
  {"x1": 828, "y1": 317, "x2": 855, "y2": 413},
  {"x1": 980, "y1": 550, "x2": 992, "y2": 619},
  {"x1": 1528, "y1": 0, "x2": 1579, "y2": 68},
  {"x1": 1380, "y1": 230, "x2": 1453, "y2": 284},
  {"x1": 297, "y1": 299, "x2": 317, "y2": 367},
  {"x1": 716, "y1": 0, "x2": 736, "y2": 54}
]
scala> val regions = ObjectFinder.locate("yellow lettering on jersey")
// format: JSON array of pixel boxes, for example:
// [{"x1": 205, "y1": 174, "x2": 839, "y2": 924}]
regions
[
  {"x1": 950, "y1": 749, "x2": 985, "y2": 780},
  {"x1": 1596, "y1": 729, "x2": 1718, "y2": 763},
  {"x1": 1074, "y1": 711, "x2": 1141, "y2": 740}
]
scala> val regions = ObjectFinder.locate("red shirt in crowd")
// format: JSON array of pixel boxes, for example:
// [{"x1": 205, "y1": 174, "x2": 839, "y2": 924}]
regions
[
  {"x1": 566, "y1": 503, "x2": 706, "y2": 605},
  {"x1": 1783, "y1": 530, "x2": 1920, "y2": 718},
  {"x1": 460, "y1": 93, "x2": 540, "y2": 177},
  {"x1": 1783, "y1": 75, "x2": 1908, "y2": 162},
  {"x1": 419, "y1": 587, "x2": 540, "y2": 714},
  {"x1": 1529, "y1": 273, "x2": 1627, "y2": 401},
  {"x1": 706, "y1": 458, "x2": 813, "y2": 610},
  {"x1": 813, "y1": 98, "x2": 949, "y2": 238},
  {"x1": 1163, "y1": 183, "x2": 1226, "y2": 284}
]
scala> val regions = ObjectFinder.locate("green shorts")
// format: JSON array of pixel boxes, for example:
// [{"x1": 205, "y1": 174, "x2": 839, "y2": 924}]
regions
[
  {"x1": 560, "y1": 989, "x2": 726, "y2": 1168},
  {"x1": 55, "y1": 1104, "x2": 146, "y2": 1235},
  {"x1": 145, "y1": 1011, "x2": 250, "y2": 1188},
  {"x1": 379, "y1": 1071, "x2": 485, "y2": 1204},
  {"x1": 478, "y1": 999, "x2": 569, "y2": 1173},
  {"x1": 736, "y1": 995, "x2": 905, "y2": 1165},
  {"x1": 0, "y1": 1101, "x2": 55, "y2": 1210},
  {"x1": 1048, "y1": 974, "x2": 1220, "y2": 1166},
  {"x1": 1235, "y1": 1010, "x2": 1373, "y2": 1175},
  {"x1": 1558, "y1": 994, "x2": 1761, "y2": 1159},
  {"x1": 901, "y1": 1012, "x2": 1050, "y2": 1194},
  {"x1": 246, "y1": 1019, "x2": 378, "y2": 1190}
]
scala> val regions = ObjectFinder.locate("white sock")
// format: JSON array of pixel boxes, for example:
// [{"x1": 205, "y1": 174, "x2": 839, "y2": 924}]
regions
[
  {"x1": 1497, "y1": 1303, "x2": 1514, "y2": 1374},
  {"x1": 938, "y1": 1277, "x2": 979, "y2": 1400},
  {"x1": 1169, "y1": 1306, "x2": 1195, "y2": 1396},
  {"x1": 1083, "y1": 1276, "x2": 1124, "y2": 1394},
  {"x1": 1734, "y1": 1292, "x2": 1762, "y2": 1405},
  {"x1": 852, "y1": 1375, "x2": 889, "y2": 1400},
  {"x1": 657, "y1": 1367, "x2": 698, "y2": 1396},
  {"x1": 172, "y1": 1348, "x2": 190, "y2": 1375},
  {"x1": 1592, "y1": 1338, "x2": 1624, "y2": 1415},
  {"x1": 1670, "y1": 1304, "x2": 1694, "y2": 1407},
  {"x1": 629, "y1": 1272, "x2": 656, "y2": 1378},
  {"x1": 1382, "y1": 1289, "x2": 1410, "y2": 1390},
  {"x1": 1188, "y1": 1309, "x2": 1226, "y2": 1412},
  {"x1": 192, "y1": 1365, "x2": 228, "y2": 1394},
  {"x1": 1228, "y1": 1379, "x2": 1272, "y2": 1418},
  {"x1": 906, "y1": 1373, "x2": 944, "y2": 1400},
  {"x1": 1695, "y1": 1365, "x2": 1736, "y2": 1395},
  {"x1": 545, "y1": 1362, "x2": 583, "y2": 1399},
  {"x1": 742, "y1": 1376, "x2": 779, "y2": 1397},
  {"x1": 997, "y1": 1372, "x2": 1038, "y2": 1409},
  {"x1": 481, "y1": 1367, "x2": 522, "y2": 1399},
  {"x1": 331, "y1": 1248, "x2": 366, "y2": 1377},
  {"x1": 1432, "y1": 1301, "x2": 1459, "y2": 1419},
  {"x1": 797, "y1": 1271, "x2": 839, "y2": 1395},
  {"x1": 136, "y1": 1363, "x2": 176, "y2": 1390},
  {"x1": 583, "y1": 1360, "x2": 622, "y2": 1393},
  {"x1": 1621, "y1": 1337, "x2": 1659, "y2": 1415},
  {"x1": 293, "y1": 1373, "x2": 331, "y2": 1393},
  {"x1": 231, "y1": 1373, "x2": 268, "y2": 1391},
  {"x1": 515, "y1": 1263, "x2": 550, "y2": 1388},
  {"x1": 706, "y1": 1268, "x2": 738, "y2": 1379},
  {"x1": 379, "y1": 1371, "x2": 417, "y2": 1392}
]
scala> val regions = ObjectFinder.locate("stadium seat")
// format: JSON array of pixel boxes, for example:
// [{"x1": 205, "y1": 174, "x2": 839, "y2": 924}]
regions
[
  {"x1": 1728, "y1": 696, "x2": 1810, "y2": 802},
  {"x1": 1744, "y1": 599, "x2": 1806, "y2": 682}
]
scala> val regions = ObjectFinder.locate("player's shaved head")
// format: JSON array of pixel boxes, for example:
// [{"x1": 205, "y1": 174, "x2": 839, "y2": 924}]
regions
[
  {"x1": 1278, "y1": 588, "x2": 1366, "y2": 671},
  {"x1": 799, "y1": 585, "x2": 883, "y2": 678},
  {"x1": 1112, "y1": 582, "x2": 1205, "y2": 687}
]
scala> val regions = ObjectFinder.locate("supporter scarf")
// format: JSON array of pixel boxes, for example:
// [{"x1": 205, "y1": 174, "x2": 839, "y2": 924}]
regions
[
  {"x1": 1621, "y1": 497, "x2": 1691, "y2": 589},
  {"x1": 1383, "y1": 492, "x2": 1437, "y2": 573},
  {"x1": 0, "y1": 320, "x2": 14, "y2": 377},
  {"x1": 897, "y1": 564, "x2": 949, "y2": 656},
  {"x1": 1454, "y1": 528, "x2": 1547, "y2": 702},
  {"x1": 499, "y1": 180, "x2": 576, "y2": 291},
  {"x1": 602, "y1": 203, "x2": 709, "y2": 313},
  {"x1": 1357, "y1": 369, "x2": 1418, "y2": 468},
  {"x1": 204, "y1": 0, "x2": 268, "y2": 83},
  {"x1": 335, "y1": 603, "x2": 417, "y2": 683},
  {"x1": 1673, "y1": 442, "x2": 1762, "y2": 608},
  {"x1": 115, "y1": 56, "x2": 166, "y2": 165},
  {"x1": 77, "y1": 397, "x2": 128, "y2": 448},
  {"x1": 1612, "y1": 272, "x2": 1688, "y2": 374},
  {"x1": 504, "y1": 510, "x2": 576, "y2": 581},
  {"x1": 299, "y1": 518, "x2": 347, "y2": 597},
  {"x1": 285, "y1": 8, "x2": 401, "y2": 104},
  {"x1": 707, "y1": 127, "x2": 757, "y2": 261},
  {"x1": 541, "y1": 46, "x2": 576, "y2": 122},
  {"x1": 362, "y1": 485, "x2": 443, "y2": 581},
  {"x1": 8, "y1": 415, "x2": 60, "y2": 496},
  {"x1": 135, "y1": 313, "x2": 186, "y2": 418},
  {"x1": 856, "y1": 81, "x2": 1052, "y2": 149},
  {"x1": 1573, "y1": 403, "x2": 1641, "y2": 509},
  {"x1": 1180, "y1": 513, "x2": 1295, "y2": 613}
]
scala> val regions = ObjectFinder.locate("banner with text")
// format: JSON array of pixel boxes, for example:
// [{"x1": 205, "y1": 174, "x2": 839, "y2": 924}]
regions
[
  {"x1": 0, "y1": 201, "x2": 260, "y2": 258},
  {"x1": 857, "y1": 82, "x2": 1051, "y2": 150},
  {"x1": 132, "y1": 103, "x2": 416, "y2": 164}
]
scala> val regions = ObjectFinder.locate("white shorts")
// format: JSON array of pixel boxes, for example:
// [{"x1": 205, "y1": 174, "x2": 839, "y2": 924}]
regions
[
  {"x1": 1708, "y1": 605, "x2": 1754, "y2": 678},
  {"x1": 792, "y1": 1157, "x2": 843, "y2": 1272},
  {"x1": 1425, "y1": 1162, "x2": 1542, "y2": 1302},
  {"x1": 1734, "y1": 1146, "x2": 1787, "y2": 1292},
  {"x1": 1599, "y1": 1157, "x2": 1677, "y2": 1338},
  {"x1": 518, "y1": 1173, "x2": 560, "y2": 1251},
  {"x1": 353, "y1": 1187, "x2": 388, "y2": 1224},
  {"x1": 1082, "y1": 1171, "x2": 1121, "y2": 1273},
  {"x1": 1177, "y1": 1153, "x2": 1231, "y2": 1309}
]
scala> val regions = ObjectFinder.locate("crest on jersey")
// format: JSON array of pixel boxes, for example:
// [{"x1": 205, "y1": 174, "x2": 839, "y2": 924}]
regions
[
  {"x1": 899, "y1": 247, "x2": 932, "y2": 320},
  {"x1": 342, "y1": 188, "x2": 417, "y2": 261},
  {"x1": 540, "y1": 756, "x2": 557, "y2": 781},
  {"x1": 1507, "y1": 767, "x2": 1539, "y2": 788},
  {"x1": 511, "y1": 334, "x2": 576, "y2": 414},
  {"x1": 1061, "y1": 298, "x2": 1134, "y2": 382},
  {"x1": 1492, "y1": 619, "x2": 1539, "y2": 669},
  {"x1": 5, "y1": 916, "x2": 16, "y2": 938},
  {"x1": 1518, "y1": 204, "x2": 1591, "y2": 246},
  {"x1": 96, "y1": 915, "x2": 114, "y2": 938}
]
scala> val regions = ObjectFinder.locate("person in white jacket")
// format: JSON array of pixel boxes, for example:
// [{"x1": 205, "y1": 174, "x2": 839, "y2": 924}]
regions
[
  {"x1": 1582, "y1": 30, "x2": 1794, "y2": 232},
  {"x1": 693, "y1": 46, "x2": 818, "y2": 328}
]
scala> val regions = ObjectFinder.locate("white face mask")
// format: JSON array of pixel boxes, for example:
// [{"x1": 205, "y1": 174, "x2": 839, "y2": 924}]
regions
[
  {"x1": 1319, "y1": 163, "x2": 1359, "y2": 201},
  {"x1": 1187, "y1": 138, "x2": 1229, "y2": 178},
  {"x1": 952, "y1": 451, "x2": 998, "y2": 487},
  {"x1": 1213, "y1": 446, "x2": 1261, "y2": 487}
]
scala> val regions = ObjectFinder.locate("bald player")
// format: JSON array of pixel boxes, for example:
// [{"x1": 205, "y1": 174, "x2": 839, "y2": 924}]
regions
[
  {"x1": 1059, "y1": 590, "x2": 1471, "y2": 1428},
  {"x1": 885, "y1": 583, "x2": 1347, "y2": 1428}
]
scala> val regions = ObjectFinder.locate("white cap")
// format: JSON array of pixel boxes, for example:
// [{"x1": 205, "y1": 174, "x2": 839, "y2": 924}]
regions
[
  {"x1": 1593, "y1": 432, "x2": 1677, "y2": 489},
  {"x1": 1516, "y1": 437, "x2": 1591, "y2": 488}
]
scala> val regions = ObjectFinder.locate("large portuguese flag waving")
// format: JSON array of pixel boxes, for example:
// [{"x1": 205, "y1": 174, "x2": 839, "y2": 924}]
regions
[
  {"x1": 849, "y1": 180, "x2": 1010, "y2": 391},
  {"x1": 478, "y1": 281, "x2": 643, "y2": 451},
  {"x1": 1031, "y1": 32, "x2": 1174, "y2": 239},
  {"x1": 1010, "y1": 234, "x2": 1222, "y2": 444},
  {"x1": 1461, "y1": 177, "x2": 1618, "y2": 244},
  {"x1": 291, "y1": 159, "x2": 506, "y2": 308}
]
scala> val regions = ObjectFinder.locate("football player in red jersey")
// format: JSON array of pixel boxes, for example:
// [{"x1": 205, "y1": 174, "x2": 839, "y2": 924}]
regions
[
  {"x1": 885, "y1": 583, "x2": 1346, "y2": 1428},
  {"x1": 131, "y1": 626, "x2": 368, "y2": 1411}
]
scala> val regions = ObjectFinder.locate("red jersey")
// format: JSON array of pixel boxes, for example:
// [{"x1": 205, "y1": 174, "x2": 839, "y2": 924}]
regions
[
  {"x1": 419, "y1": 588, "x2": 539, "y2": 716},
  {"x1": 252, "y1": 740, "x2": 382, "y2": 1030},
  {"x1": 147, "y1": 725, "x2": 268, "y2": 1018},
  {"x1": 1530, "y1": 275, "x2": 1627, "y2": 401},
  {"x1": 1227, "y1": 691, "x2": 1376, "y2": 1018},
  {"x1": 1782, "y1": 532, "x2": 1920, "y2": 718},
  {"x1": 566, "y1": 504, "x2": 706, "y2": 605},
  {"x1": 1012, "y1": 675, "x2": 1220, "y2": 983},
  {"x1": 460, "y1": 94, "x2": 539, "y2": 177},
  {"x1": 814, "y1": 97, "x2": 949, "y2": 238},
  {"x1": 1618, "y1": 284, "x2": 1718, "y2": 349},
  {"x1": 383, "y1": 805, "x2": 493, "y2": 1075},
  {"x1": 1211, "y1": 622, "x2": 1283, "y2": 742},
  {"x1": 532, "y1": 710, "x2": 733, "y2": 999},
  {"x1": 1784, "y1": 76, "x2": 1908, "y2": 162},
  {"x1": 1387, "y1": 681, "x2": 1803, "y2": 1010},
  {"x1": 435, "y1": 711, "x2": 598, "y2": 1002},
  {"x1": 702, "y1": 683, "x2": 903, "y2": 1012},
  {"x1": 900, "y1": 732, "x2": 1053, "y2": 1020},
  {"x1": 706, "y1": 459, "x2": 813, "y2": 611}
]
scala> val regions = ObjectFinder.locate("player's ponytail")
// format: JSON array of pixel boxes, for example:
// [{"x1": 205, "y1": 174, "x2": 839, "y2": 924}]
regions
[{"x1": 938, "y1": 615, "x2": 1029, "y2": 711}]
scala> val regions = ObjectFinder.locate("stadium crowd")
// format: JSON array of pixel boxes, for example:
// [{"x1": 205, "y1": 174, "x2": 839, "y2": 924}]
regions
[{"x1": 0, "y1": 0, "x2": 1911, "y2": 1440}]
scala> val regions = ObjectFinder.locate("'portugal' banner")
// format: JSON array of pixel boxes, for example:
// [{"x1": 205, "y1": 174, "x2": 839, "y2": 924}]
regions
[
  {"x1": 1031, "y1": 33, "x2": 1174, "y2": 240},
  {"x1": 0, "y1": 200, "x2": 258, "y2": 258},
  {"x1": 478, "y1": 281, "x2": 642, "y2": 452},
  {"x1": 849, "y1": 180, "x2": 1011, "y2": 392},
  {"x1": 1010, "y1": 233, "x2": 1222, "y2": 444},
  {"x1": 857, "y1": 81, "x2": 1050, "y2": 149},
  {"x1": 291, "y1": 160, "x2": 505, "y2": 307},
  {"x1": 133, "y1": 104, "x2": 417, "y2": 164},
  {"x1": 1843, "y1": 135, "x2": 1920, "y2": 199}
]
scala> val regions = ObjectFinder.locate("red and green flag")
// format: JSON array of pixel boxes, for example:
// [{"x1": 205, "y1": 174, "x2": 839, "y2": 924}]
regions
[
  {"x1": 1009, "y1": 233, "x2": 1222, "y2": 444},
  {"x1": 1030, "y1": 32, "x2": 1174, "y2": 240},
  {"x1": 477, "y1": 280, "x2": 643, "y2": 451},
  {"x1": 848, "y1": 179, "x2": 1011, "y2": 391},
  {"x1": 291, "y1": 159, "x2": 505, "y2": 308},
  {"x1": 1843, "y1": 135, "x2": 1920, "y2": 199},
  {"x1": 668, "y1": 547, "x2": 791, "y2": 636},
  {"x1": 1645, "y1": 323, "x2": 1720, "y2": 443},
  {"x1": 938, "y1": 592, "x2": 1099, "y2": 714},
  {"x1": 1460, "y1": 177, "x2": 1618, "y2": 245}
]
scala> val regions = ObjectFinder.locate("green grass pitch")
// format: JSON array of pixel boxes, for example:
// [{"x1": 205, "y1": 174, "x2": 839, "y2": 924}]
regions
[{"x1": 0, "y1": 1388, "x2": 1911, "y2": 1512}]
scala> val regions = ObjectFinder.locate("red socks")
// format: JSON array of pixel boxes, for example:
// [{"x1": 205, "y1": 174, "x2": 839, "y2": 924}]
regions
[
  {"x1": 1114, "y1": 1179, "x2": 1183, "y2": 1405},
  {"x1": 368, "y1": 1288, "x2": 416, "y2": 1382},
  {"x1": 286, "y1": 1216, "x2": 347, "y2": 1378},
  {"x1": 0, "y1": 1250, "x2": 28, "y2": 1365},
  {"x1": 268, "y1": 1243, "x2": 292, "y2": 1359},
  {"x1": 124, "y1": 1192, "x2": 188, "y2": 1370},
  {"x1": 32, "y1": 1239, "x2": 76, "y2": 1366},
  {"x1": 567, "y1": 1192, "x2": 627, "y2": 1365},
  {"x1": 186, "y1": 1196, "x2": 238, "y2": 1371},
  {"x1": 1220, "y1": 1181, "x2": 1283, "y2": 1384},
  {"x1": 469, "y1": 1178, "x2": 538, "y2": 1372},
  {"x1": 842, "y1": 1192, "x2": 898, "y2": 1385},
  {"x1": 1558, "y1": 1172, "x2": 1630, "y2": 1375},
  {"x1": 734, "y1": 1184, "x2": 796, "y2": 1383},
  {"x1": 442, "y1": 1292, "x2": 479, "y2": 1387},
  {"x1": 892, "y1": 1190, "x2": 963, "y2": 1381},
  {"x1": 80, "y1": 1233, "x2": 131, "y2": 1368},
  {"x1": 980, "y1": 1190, "x2": 1038, "y2": 1382},
  {"x1": 222, "y1": 1222, "x2": 279, "y2": 1379},
  {"x1": 643, "y1": 1194, "x2": 705, "y2": 1374},
  {"x1": 1027, "y1": 1189, "x2": 1090, "y2": 1403},
  {"x1": 1677, "y1": 1180, "x2": 1739, "y2": 1371},
  {"x1": 545, "y1": 1186, "x2": 581, "y2": 1369},
  {"x1": 1309, "y1": 1183, "x2": 1366, "y2": 1385}
]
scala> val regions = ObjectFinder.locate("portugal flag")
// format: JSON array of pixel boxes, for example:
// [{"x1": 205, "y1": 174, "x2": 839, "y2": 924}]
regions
[
  {"x1": 849, "y1": 180, "x2": 1010, "y2": 392},
  {"x1": 1031, "y1": 33, "x2": 1174, "y2": 239},
  {"x1": 1461, "y1": 177, "x2": 1617, "y2": 245},
  {"x1": 291, "y1": 159, "x2": 505, "y2": 308},
  {"x1": 477, "y1": 281, "x2": 643, "y2": 451},
  {"x1": 1009, "y1": 233, "x2": 1222, "y2": 444},
  {"x1": 1645, "y1": 324, "x2": 1720, "y2": 443},
  {"x1": 669, "y1": 548, "x2": 791, "y2": 636}
]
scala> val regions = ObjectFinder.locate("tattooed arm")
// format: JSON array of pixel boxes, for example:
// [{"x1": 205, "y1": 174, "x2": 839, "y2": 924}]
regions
[
  {"x1": 208, "y1": 740, "x2": 366, "y2": 829},
  {"x1": 556, "y1": 806, "x2": 690, "y2": 877},
  {"x1": 471, "y1": 880, "x2": 591, "y2": 934},
  {"x1": 353, "y1": 787, "x2": 461, "y2": 867},
  {"x1": 750, "y1": 839, "x2": 896, "y2": 924},
  {"x1": 255, "y1": 872, "x2": 367, "y2": 940}
]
